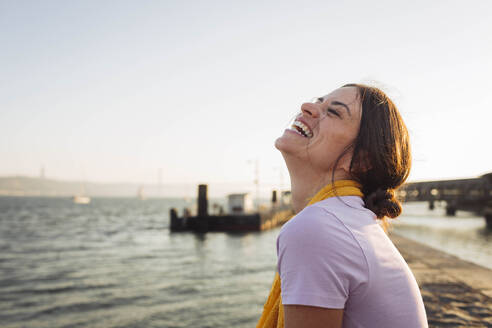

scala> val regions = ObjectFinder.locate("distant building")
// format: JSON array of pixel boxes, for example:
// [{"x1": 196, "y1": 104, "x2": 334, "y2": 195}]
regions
[
  {"x1": 281, "y1": 191, "x2": 292, "y2": 206},
  {"x1": 227, "y1": 193, "x2": 253, "y2": 214}
]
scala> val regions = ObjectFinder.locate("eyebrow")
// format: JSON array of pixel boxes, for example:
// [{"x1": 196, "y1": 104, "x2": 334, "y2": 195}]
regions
[
  {"x1": 331, "y1": 101, "x2": 351, "y2": 117},
  {"x1": 316, "y1": 97, "x2": 352, "y2": 117}
]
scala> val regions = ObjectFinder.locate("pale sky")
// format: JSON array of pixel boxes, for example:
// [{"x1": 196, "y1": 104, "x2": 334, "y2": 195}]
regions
[{"x1": 1, "y1": 0, "x2": 491, "y2": 195}]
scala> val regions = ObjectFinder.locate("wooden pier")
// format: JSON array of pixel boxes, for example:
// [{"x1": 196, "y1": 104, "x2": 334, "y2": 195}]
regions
[{"x1": 170, "y1": 184, "x2": 293, "y2": 232}]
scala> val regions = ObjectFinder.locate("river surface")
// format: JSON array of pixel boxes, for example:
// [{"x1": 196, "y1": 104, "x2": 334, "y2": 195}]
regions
[
  {"x1": 0, "y1": 197, "x2": 490, "y2": 328},
  {"x1": 392, "y1": 202, "x2": 492, "y2": 270}
]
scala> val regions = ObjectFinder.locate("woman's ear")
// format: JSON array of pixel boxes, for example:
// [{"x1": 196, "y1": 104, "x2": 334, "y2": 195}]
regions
[
  {"x1": 338, "y1": 148, "x2": 371, "y2": 176},
  {"x1": 357, "y1": 149, "x2": 372, "y2": 172},
  {"x1": 338, "y1": 149, "x2": 355, "y2": 174},
  {"x1": 343, "y1": 149, "x2": 371, "y2": 175}
]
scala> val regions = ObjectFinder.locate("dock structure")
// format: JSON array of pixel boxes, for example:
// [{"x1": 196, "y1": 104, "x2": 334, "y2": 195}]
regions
[
  {"x1": 170, "y1": 184, "x2": 293, "y2": 232},
  {"x1": 389, "y1": 233, "x2": 492, "y2": 327},
  {"x1": 398, "y1": 172, "x2": 492, "y2": 228}
]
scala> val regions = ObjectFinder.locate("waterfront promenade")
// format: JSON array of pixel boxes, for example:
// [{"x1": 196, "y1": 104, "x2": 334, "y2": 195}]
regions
[{"x1": 389, "y1": 233, "x2": 492, "y2": 327}]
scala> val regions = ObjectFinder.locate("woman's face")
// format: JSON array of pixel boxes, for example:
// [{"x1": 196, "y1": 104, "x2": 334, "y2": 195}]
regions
[{"x1": 275, "y1": 86, "x2": 362, "y2": 174}]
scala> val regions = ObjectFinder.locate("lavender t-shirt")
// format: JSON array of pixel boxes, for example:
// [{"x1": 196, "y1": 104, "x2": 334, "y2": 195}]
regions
[{"x1": 277, "y1": 196, "x2": 428, "y2": 328}]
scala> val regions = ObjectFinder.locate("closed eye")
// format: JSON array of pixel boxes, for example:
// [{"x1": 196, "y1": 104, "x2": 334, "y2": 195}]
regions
[{"x1": 327, "y1": 108, "x2": 341, "y2": 118}]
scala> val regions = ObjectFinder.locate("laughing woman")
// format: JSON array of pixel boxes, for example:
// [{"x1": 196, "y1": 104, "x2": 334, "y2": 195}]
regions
[{"x1": 256, "y1": 84, "x2": 428, "y2": 328}]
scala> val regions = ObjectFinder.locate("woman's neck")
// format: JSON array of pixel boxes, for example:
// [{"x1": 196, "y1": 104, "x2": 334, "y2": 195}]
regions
[{"x1": 284, "y1": 156, "x2": 351, "y2": 213}]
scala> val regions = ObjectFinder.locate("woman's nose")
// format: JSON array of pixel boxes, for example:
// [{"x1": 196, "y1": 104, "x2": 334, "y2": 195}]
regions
[{"x1": 301, "y1": 102, "x2": 321, "y2": 118}]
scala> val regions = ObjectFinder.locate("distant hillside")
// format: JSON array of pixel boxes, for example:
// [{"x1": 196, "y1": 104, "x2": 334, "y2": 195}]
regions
[
  {"x1": 0, "y1": 176, "x2": 273, "y2": 198},
  {"x1": 0, "y1": 176, "x2": 176, "y2": 197}
]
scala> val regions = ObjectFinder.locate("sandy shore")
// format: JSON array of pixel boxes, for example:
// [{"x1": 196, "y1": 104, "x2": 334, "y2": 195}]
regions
[{"x1": 389, "y1": 233, "x2": 492, "y2": 327}]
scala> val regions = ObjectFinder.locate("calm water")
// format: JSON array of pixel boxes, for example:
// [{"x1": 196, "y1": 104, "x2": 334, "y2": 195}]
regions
[
  {"x1": 0, "y1": 197, "x2": 491, "y2": 328},
  {"x1": 393, "y1": 202, "x2": 492, "y2": 270}
]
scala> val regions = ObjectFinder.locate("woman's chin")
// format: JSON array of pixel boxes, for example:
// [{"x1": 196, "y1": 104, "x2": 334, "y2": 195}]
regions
[
  {"x1": 275, "y1": 135, "x2": 299, "y2": 155},
  {"x1": 274, "y1": 136, "x2": 283, "y2": 151},
  {"x1": 275, "y1": 129, "x2": 305, "y2": 151},
  {"x1": 274, "y1": 135, "x2": 290, "y2": 152}
]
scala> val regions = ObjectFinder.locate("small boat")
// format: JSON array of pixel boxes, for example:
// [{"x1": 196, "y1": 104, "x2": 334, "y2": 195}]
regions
[
  {"x1": 73, "y1": 195, "x2": 90, "y2": 204},
  {"x1": 73, "y1": 180, "x2": 90, "y2": 204},
  {"x1": 137, "y1": 186, "x2": 145, "y2": 200}
]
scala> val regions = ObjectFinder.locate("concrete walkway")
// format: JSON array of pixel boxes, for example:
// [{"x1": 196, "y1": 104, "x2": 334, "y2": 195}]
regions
[{"x1": 389, "y1": 233, "x2": 492, "y2": 328}]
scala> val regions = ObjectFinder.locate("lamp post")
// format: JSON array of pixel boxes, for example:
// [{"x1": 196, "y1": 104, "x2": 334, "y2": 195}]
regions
[
  {"x1": 273, "y1": 166, "x2": 284, "y2": 192},
  {"x1": 247, "y1": 159, "x2": 260, "y2": 211}
]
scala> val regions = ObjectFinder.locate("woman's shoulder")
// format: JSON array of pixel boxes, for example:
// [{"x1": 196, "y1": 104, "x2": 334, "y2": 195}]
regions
[
  {"x1": 280, "y1": 203, "x2": 339, "y2": 233},
  {"x1": 282, "y1": 196, "x2": 373, "y2": 234},
  {"x1": 278, "y1": 201, "x2": 363, "y2": 250},
  {"x1": 276, "y1": 199, "x2": 370, "y2": 298}
]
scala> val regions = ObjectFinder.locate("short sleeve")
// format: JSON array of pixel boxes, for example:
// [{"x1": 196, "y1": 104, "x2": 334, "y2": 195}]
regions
[{"x1": 276, "y1": 205, "x2": 368, "y2": 309}]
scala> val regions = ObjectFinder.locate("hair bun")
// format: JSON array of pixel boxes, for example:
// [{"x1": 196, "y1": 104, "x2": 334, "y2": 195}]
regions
[{"x1": 364, "y1": 188, "x2": 402, "y2": 219}]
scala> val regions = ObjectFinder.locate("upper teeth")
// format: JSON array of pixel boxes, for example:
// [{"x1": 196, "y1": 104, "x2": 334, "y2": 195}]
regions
[{"x1": 291, "y1": 120, "x2": 313, "y2": 138}]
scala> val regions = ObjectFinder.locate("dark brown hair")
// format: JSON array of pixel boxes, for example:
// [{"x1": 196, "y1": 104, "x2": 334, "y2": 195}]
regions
[{"x1": 337, "y1": 83, "x2": 411, "y2": 225}]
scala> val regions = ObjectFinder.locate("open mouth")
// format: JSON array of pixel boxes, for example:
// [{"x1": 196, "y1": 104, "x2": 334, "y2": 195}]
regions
[{"x1": 290, "y1": 120, "x2": 313, "y2": 138}]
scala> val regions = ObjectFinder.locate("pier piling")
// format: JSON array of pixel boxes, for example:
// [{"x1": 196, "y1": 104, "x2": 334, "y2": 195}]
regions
[{"x1": 198, "y1": 184, "x2": 208, "y2": 217}]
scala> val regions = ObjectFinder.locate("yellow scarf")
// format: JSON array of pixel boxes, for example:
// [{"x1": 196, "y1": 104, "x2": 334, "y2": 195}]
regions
[{"x1": 256, "y1": 180, "x2": 363, "y2": 328}]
